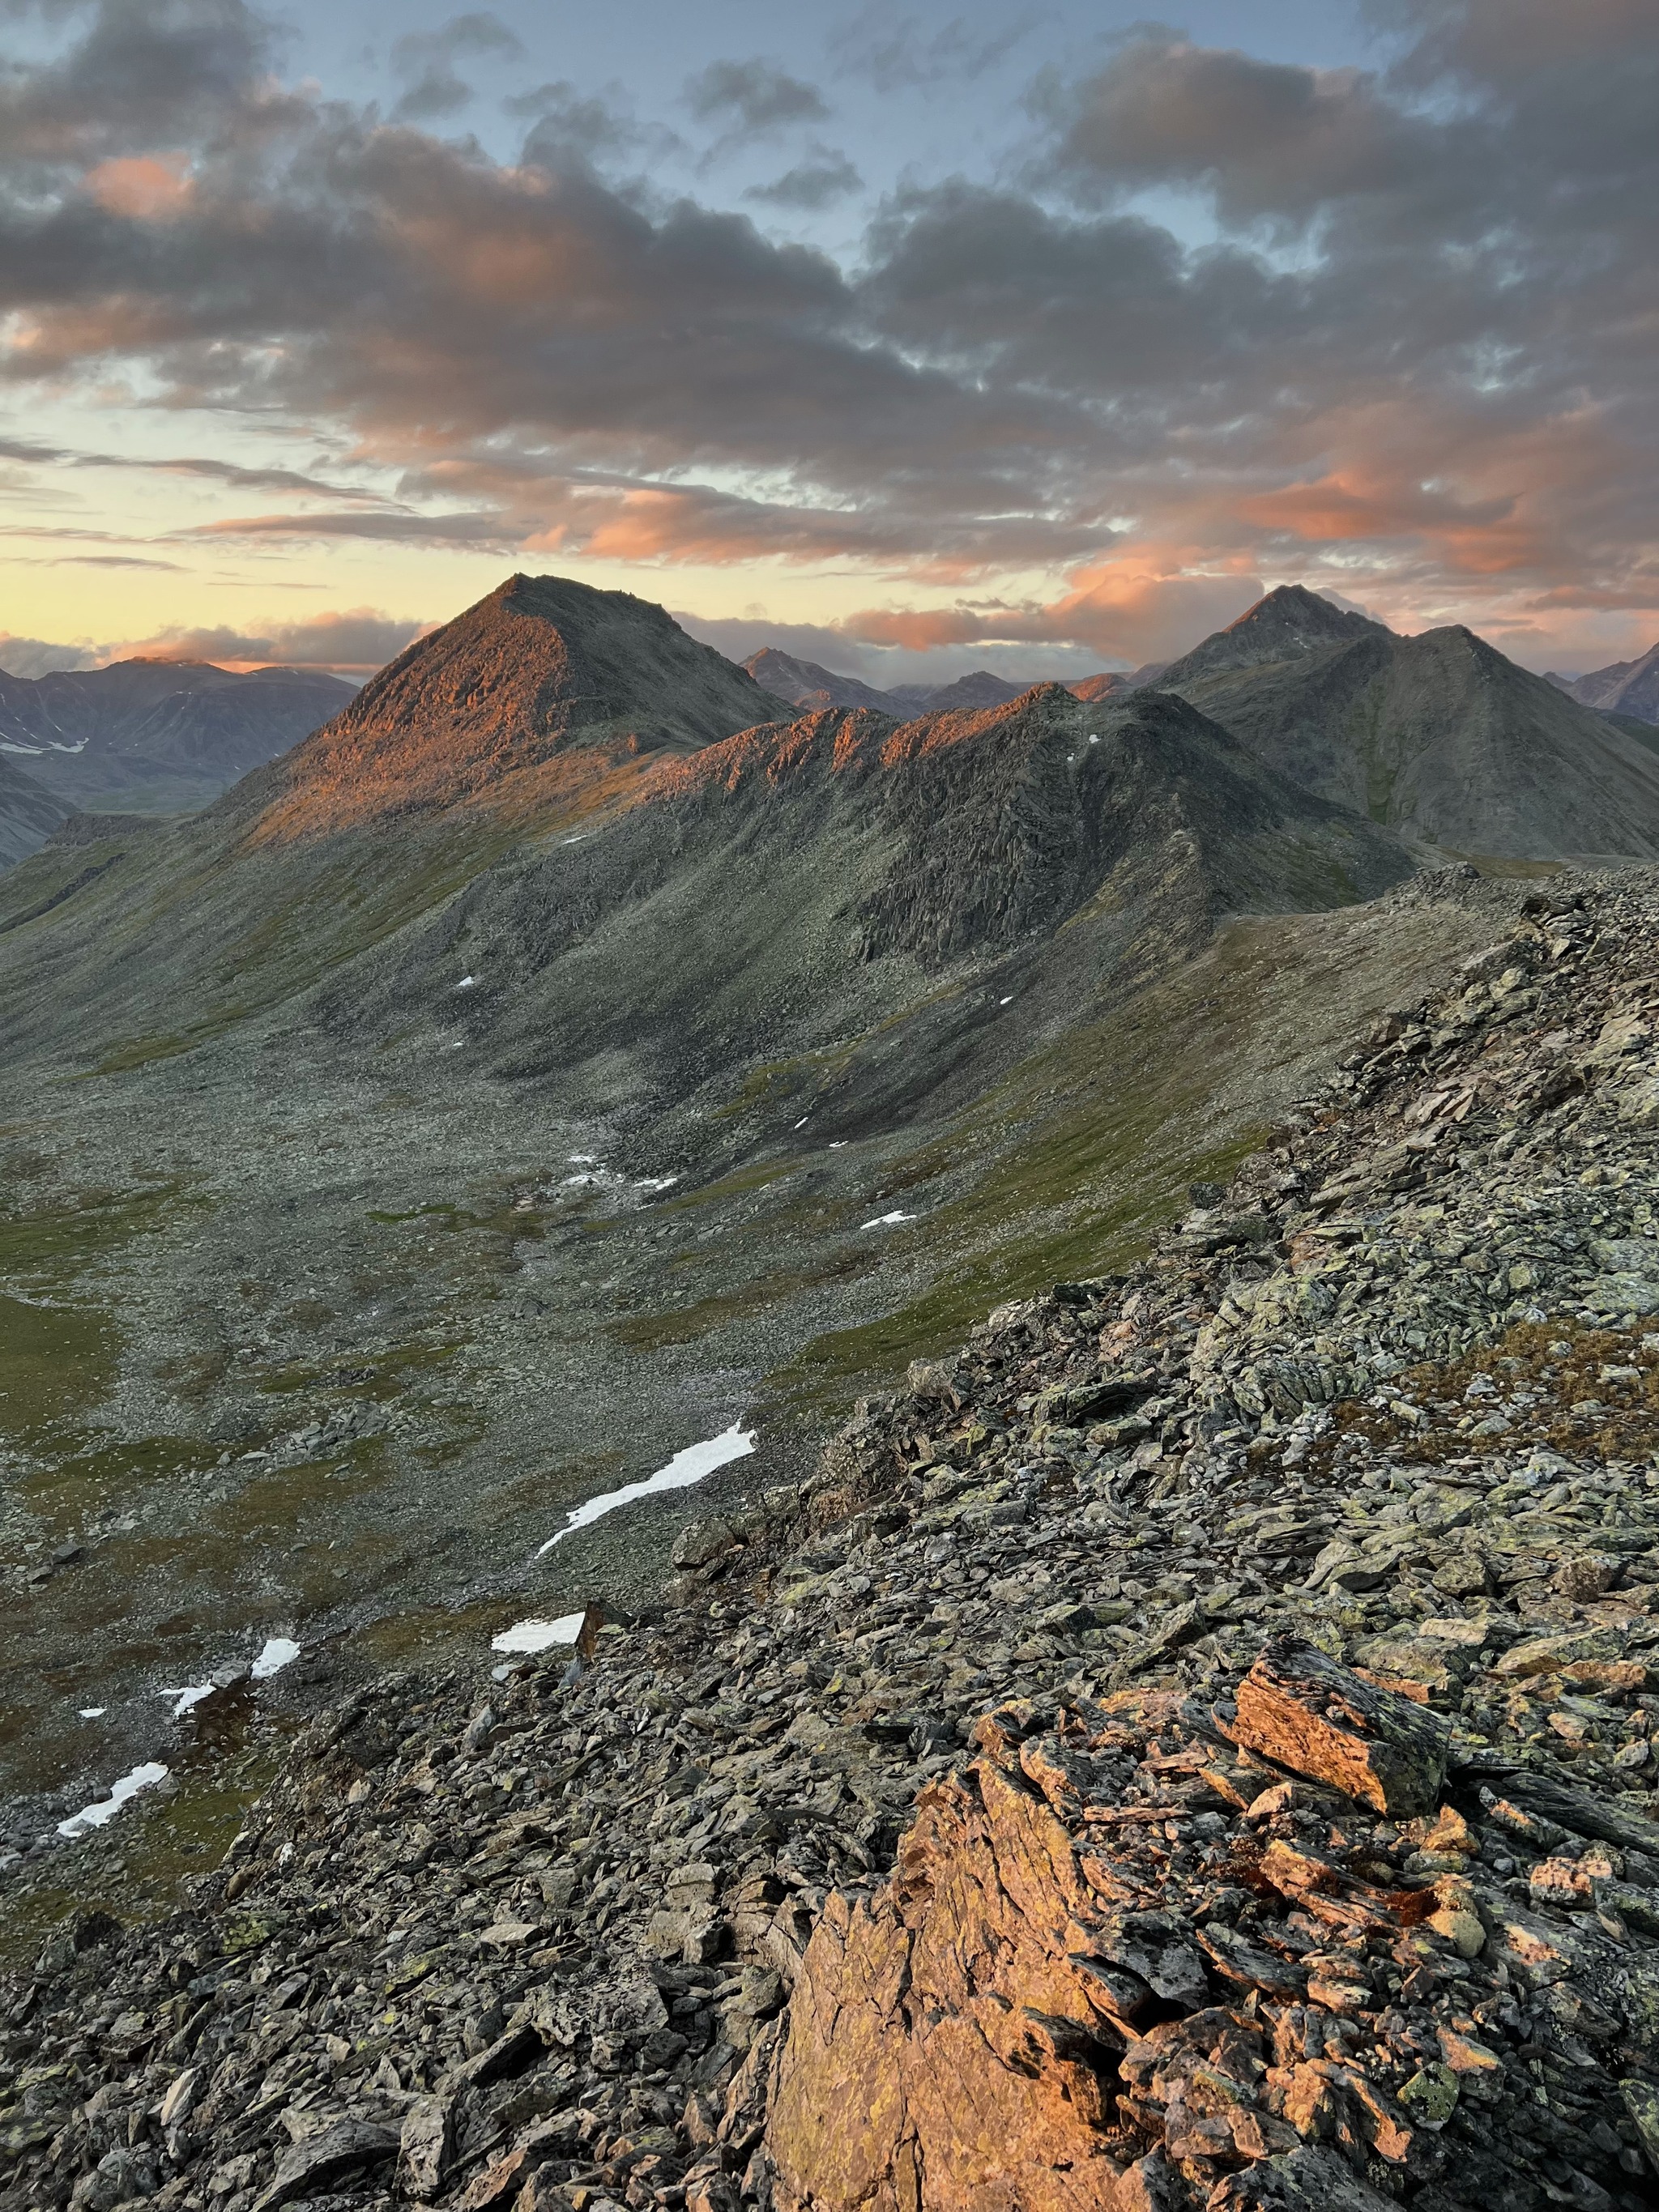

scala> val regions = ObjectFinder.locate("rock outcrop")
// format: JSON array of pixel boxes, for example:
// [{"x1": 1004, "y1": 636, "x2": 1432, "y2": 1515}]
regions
[{"x1": 6, "y1": 874, "x2": 1659, "y2": 2212}]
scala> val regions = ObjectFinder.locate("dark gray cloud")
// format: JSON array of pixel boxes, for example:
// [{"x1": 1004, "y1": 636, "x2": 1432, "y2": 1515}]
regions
[
  {"x1": 0, "y1": 431, "x2": 386, "y2": 501},
  {"x1": 177, "y1": 508, "x2": 513, "y2": 547},
  {"x1": 508, "y1": 80, "x2": 653, "y2": 175},
  {"x1": 101, "y1": 608, "x2": 424, "y2": 670},
  {"x1": 684, "y1": 58, "x2": 828, "y2": 139},
  {"x1": 744, "y1": 149, "x2": 862, "y2": 210},
  {"x1": 45, "y1": 552, "x2": 183, "y2": 567},
  {"x1": 389, "y1": 11, "x2": 522, "y2": 123},
  {"x1": 0, "y1": 0, "x2": 1656, "y2": 665}
]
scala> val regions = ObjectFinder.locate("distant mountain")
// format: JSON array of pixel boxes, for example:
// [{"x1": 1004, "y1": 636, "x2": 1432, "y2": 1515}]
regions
[
  {"x1": 257, "y1": 573, "x2": 789, "y2": 837},
  {"x1": 885, "y1": 671, "x2": 1031, "y2": 714},
  {"x1": 0, "y1": 658, "x2": 356, "y2": 818},
  {"x1": 743, "y1": 652, "x2": 1155, "y2": 718},
  {"x1": 1154, "y1": 584, "x2": 1388, "y2": 689},
  {"x1": 742, "y1": 649, "x2": 892, "y2": 714},
  {"x1": 1548, "y1": 641, "x2": 1659, "y2": 724},
  {"x1": 1158, "y1": 590, "x2": 1659, "y2": 858},
  {"x1": 0, "y1": 752, "x2": 70, "y2": 869}
]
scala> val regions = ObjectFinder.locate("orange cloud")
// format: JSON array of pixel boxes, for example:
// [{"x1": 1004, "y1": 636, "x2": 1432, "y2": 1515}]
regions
[{"x1": 85, "y1": 153, "x2": 194, "y2": 222}]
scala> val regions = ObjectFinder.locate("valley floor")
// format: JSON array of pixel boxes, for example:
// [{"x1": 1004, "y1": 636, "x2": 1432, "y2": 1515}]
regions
[{"x1": 1, "y1": 874, "x2": 1516, "y2": 1858}]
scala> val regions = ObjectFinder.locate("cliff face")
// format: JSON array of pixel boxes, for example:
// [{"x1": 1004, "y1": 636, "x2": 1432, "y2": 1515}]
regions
[{"x1": 6, "y1": 870, "x2": 1659, "y2": 2212}]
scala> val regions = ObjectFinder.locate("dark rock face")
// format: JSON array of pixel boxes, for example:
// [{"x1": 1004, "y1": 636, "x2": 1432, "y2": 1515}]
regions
[
  {"x1": 1160, "y1": 612, "x2": 1659, "y2": 859},
  {"x1": 7, "y1": 873, "x2": 1659, "y2": 2212},
  {"x1": 741, "y1": 651, "x2": 1137, "y2": 718},
  {"x1": 742, "y1": 651, "x2": 893, "y2": 715}
]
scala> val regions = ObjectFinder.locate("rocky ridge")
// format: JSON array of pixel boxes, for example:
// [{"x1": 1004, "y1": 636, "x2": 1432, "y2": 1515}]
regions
[{"x1": 6, "y1": 870, "x2": 1659, "y2": 2212}]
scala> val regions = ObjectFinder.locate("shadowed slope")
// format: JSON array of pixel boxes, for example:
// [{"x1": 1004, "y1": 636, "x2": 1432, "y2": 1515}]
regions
[
  {"x1": 0, "y1": 752, "x2": 70, "y2": 868},
  {"x1": 1160, "y1": 600, "x2": 1659, "y2": 856}
]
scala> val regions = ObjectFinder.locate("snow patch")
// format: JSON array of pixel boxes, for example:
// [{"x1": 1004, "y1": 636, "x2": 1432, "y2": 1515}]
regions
[
  {"x1": 79, "y1": 1707, "x2": 105, "y2": 1720},
  {"x1": 537, "y1": 1423, "x2": 756, "y2": 1554},
  {"x1": 456, "y1": 975, "x2": 478, "y2": 990},
  {"x1": 58, "y1": 1761, "x2": 168, "y2": 1840},
  {"x1": 491, "y1": 1612, "x2": 586, "y2": 1655},
  {"x1": 861, "y1": 1210, "x2": 916, "y2": 1230},
  {"x1": 162, "y1": 1684, "x2": 215, "y2": 1720},
  {"x1": 251, "y1": 1636, "x2": 301, "y2": 1680}
]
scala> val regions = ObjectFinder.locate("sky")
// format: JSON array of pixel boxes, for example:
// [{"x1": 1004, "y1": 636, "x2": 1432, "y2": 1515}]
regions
[{"x1": 0, "y1": 0, "x2": 1656, "y2": 688}]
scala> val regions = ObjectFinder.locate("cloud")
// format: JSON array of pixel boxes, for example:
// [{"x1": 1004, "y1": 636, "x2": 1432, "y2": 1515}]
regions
[
  {"x1": 99, "y1": 607, "x2": 431, "y2": 674},
  {"x1": 0, "y1": 431, "x2": 391, "y2": 501},
  {"x1": 178, "y1": 507, "x2": 512, "y2": 547},
  {"x1": 0, "y1": 0, "x2": 1656, "y2": 671},
  {"x1": 390, "y1": 11, "x2": 522, "y2": 124},
  {"x1": 1042, "y1": 36, "x2": 1426, "y2": 230},
  {"x1": 827, "y1": 7, "x2": 1042, "y2": 91},
  {"x1": 684, "y1": 58, "x2": 829, "y2": 137},
  {"x1": 745, "y1": 149, "x2": 862, "y2": 210},
  {"x1": 84, "y1": 147, "x2": 193, "y2": 219},
  {"x1": 47, "y1": 552, "x2": 184, "y2": 568},
  {"x1": 509, "y1": 80, "x2": 650, "y2": 176},
  {"x1": 674, "y1": 610, "x2": 1114, "y2": 691},
  {"x1": 0, "y1": 631, "x2": 100, "y2": 677}
]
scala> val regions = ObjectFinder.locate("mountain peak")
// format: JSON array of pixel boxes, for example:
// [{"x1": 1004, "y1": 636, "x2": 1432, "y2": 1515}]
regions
[
  {"x1": 1558, "y1": 637, "x2": 1659, "y2": 725},
  {"x1": 1158, "y1": 585, "x2": 1390, "y2": 688},
  {"x1": 254, "y1": 573, "x2": 784, "y2": 838}
]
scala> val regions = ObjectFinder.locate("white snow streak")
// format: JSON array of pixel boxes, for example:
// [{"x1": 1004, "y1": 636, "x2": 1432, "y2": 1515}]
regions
[{"x1": 537, "y1": 1423, "x2": 757, "y2": 1554}]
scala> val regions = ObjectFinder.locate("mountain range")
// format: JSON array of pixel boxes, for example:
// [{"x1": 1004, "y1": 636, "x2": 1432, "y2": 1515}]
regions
[
  {"x1": 6, "y1": 566, "x2": 1659, "y2": 1843},
  {"x1": 1149, "y1": 585, "x2": 1659, "y2": 857},
  {"x1": 740, "y1": 646, "x2": 1164, "y2": 718},
  {"x1": 0, "y1": 656, "x2": 356, "y2": 845}
]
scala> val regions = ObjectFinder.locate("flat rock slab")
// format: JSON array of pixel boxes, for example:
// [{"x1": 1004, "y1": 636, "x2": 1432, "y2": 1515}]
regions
[{"x1": 1230, "y1": 1638, "x2": 1448, "y2": 1817}]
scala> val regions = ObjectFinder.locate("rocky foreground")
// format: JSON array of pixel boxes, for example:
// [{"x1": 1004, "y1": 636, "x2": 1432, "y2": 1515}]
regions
[{"x1": 6, "y1": 867, "x2": 1659, "y2": 2212}]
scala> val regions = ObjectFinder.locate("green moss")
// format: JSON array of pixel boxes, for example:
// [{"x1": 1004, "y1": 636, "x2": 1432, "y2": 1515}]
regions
[
  {"x1": 612, "y1": 1247, "x2": 878, "y2": 1351},
  {"x1": 764, "y1": 926, "x2": 1309, "y2": 1414},
  {"x1": 659, "y1": 1156, "x2": 803, "y2": 1211},
  {"x1": 18, "y1": 1434, "x2": 202, "y2": 1532},
  {"x1": 0, "y1": 1737, "x2": 288, "y2": 1975},
  {"x1": 710, "y1": 1041, "x2": 859, "y2": 1123},
  {"x1": 0, "y1": 1296, "x2": 115, "y2": 1443},
  {"x1": 0, "y1": 1180, "x2": 198, "y2": 1277},
  {"x1": 258, "y1": 1336, "x2": 463, "y2": 1400}
]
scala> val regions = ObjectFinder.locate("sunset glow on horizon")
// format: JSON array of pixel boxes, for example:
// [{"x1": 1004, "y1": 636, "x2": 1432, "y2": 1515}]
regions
[{"x1": 2, "y1": 0, "x2": 1657, "y2": 688}]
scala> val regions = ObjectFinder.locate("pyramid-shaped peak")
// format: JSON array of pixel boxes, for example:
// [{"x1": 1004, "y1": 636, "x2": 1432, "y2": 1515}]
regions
[
  {"x1": 312, "y1": 572, "x2": 778, "y2": 755},
  {"x1": 1158, "y1": 585, "x2": 1390, "y2": 688},
  {"x1": 254, "y1": 573, "x2": 785, "y2": 837},
  {"x1": 1228, "y1": 583, "x2": 1386, "y2": 641}
]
